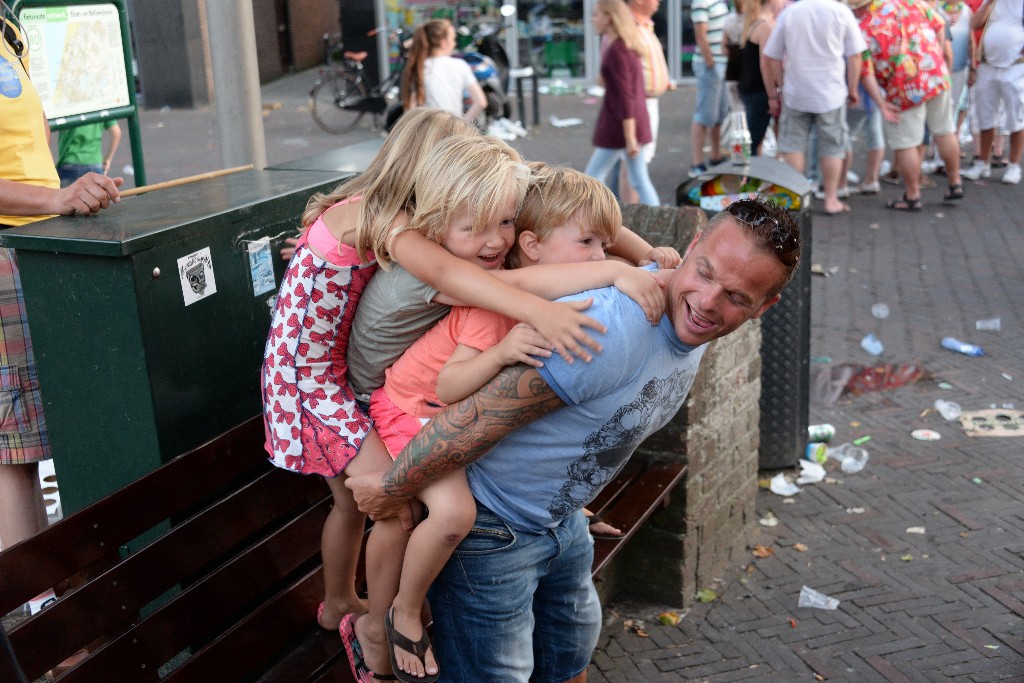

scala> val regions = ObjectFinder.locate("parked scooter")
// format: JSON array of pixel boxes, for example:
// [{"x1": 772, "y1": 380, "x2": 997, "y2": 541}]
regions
[{"x1": 456, "y1": 22, "x2": 511, "y2": 123}]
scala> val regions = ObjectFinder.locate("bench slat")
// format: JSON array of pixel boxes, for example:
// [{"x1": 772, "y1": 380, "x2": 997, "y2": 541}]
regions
[
  {"x1": 591, "y1": 461, "x2": 687, "y2": 577},
  {"x1": 586, "y1": 459, "x2": 645, "y2": 515},
  {"x1": 10, "y1": 468, "x2": 328, "y2": 680},
  {"x1": 0, "y1": 416, "x2": 267, "y2": 617},
  {"x1": 163, "y1": 568, "x2": 347, "y2": 683},
  {"x1": 54, "y1": 500, "x2": 330, "y2": 683}
]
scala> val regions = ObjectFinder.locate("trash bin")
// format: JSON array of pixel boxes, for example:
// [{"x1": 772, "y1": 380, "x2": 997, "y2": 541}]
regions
[
  {"x1": 677, "y1": 157, "x2": 813, "y2": 470},
  {"x1": 0, "y1": 169, "x2": 347, "y2": 514}
]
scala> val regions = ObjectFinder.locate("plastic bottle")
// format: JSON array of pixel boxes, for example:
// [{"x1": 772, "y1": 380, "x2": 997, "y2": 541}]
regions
[
  {"x1": 861, "y1": 333, "x2": 884, "y2": 356},
  {"x1": 729, "y1": 111, "x2": 752, "y2": 165},
  {"x1": 829, "y1": 442, "x2": 869, "y2": 473},
  {"x1": 940, "y1": 337, "x2": 984, "y2": 357},
  {"x1": 934, "y1": 399, "x2": 962, "y2": 421}
]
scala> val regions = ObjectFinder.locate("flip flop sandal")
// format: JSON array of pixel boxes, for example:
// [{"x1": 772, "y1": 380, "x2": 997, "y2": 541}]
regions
[
  {"x1": 340, "y1": 613, "x2": 398, "y2": 683},
  {"x1": 943, "y1": 184, "x2": 964, "y2": 201},
  {"x1": 886, "y1": 195, "x2": 923, "y2": 212},
  {"x1": 385, "y1": 607, "x2": 439, "y2": 683}
]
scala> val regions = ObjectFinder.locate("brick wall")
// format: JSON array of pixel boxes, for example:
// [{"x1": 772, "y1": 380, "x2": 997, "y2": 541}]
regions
[{"x1": 595, "y1": 205, "x2": 762, "y2": 607}]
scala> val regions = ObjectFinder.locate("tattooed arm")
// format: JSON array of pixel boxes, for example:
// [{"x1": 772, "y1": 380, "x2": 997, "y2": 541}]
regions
[{"x1": 345, "y1": 364, "x2": 566, "y2": 525}]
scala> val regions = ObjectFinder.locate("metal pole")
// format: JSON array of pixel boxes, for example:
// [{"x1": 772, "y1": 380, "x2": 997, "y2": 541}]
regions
[{"x1": 206, "y1": 0, "x2": 267, "y2": 170}]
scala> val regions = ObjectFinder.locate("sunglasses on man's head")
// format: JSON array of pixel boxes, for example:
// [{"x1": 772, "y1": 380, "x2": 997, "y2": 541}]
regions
[{"x1": 726, "y1": 199, "x2": 798, "y2": 266}]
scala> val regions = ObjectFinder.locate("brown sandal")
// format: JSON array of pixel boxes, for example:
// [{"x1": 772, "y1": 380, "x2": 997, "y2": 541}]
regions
[{"x1": 886, "y1": 194, "x2": 922, "y2": 212}]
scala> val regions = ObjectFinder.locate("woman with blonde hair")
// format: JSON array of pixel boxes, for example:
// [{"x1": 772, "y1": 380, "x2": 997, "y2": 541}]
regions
[
  {"x1": 400, "y1": 18, "x2": 486, "y2": 123},
  {"x1": 584, "y1": 0, "x2": 660, "y2": 206}
]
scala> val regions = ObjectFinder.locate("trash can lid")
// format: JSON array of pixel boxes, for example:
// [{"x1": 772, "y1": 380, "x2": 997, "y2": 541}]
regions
[{"x1": 703, "y1": 157, "x2": 813, "y2": 196}]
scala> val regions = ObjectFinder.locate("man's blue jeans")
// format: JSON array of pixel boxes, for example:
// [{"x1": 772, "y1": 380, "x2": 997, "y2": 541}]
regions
[{"x1": 428, "y1": 503, "x2": 602, "y2": 683}]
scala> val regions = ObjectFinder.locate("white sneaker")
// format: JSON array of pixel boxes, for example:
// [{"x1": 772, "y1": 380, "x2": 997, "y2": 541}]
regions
[
  {"x1": 961, "y1": 160, "x2": 991, "y2": 180},
  {"x1": 486, "y1": 122, "x2": 516, "y2": 141},
  {"x1": 920, "y1": 158, "x2": 944, "y2": 175},
  {"x1": 958, "y1": 128, "x2": 974, "y2": 145},
  {"x1": 1002, "y1": 163, "x2": 1022, "y2": 184},
  {"x1": 879, "y1": 159, "x2": 892, "y2": 176},
  {"x1": 846, "y1": 170, "x2": 861, "y2": 185}
]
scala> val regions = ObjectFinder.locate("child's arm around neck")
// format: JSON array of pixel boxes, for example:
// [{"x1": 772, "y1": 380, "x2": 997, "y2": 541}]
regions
[
  {"x1": 494, "y1": 260, "x2": 666, "y2": 325},
  {"x1": 391, "y1": 230, "x2": 604, "y2": 363}
]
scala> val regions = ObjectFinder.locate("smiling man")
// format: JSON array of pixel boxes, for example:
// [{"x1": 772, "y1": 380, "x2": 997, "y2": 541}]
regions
[{"x1": 346, "y1": 198, "x2": 800, "y2": 683}]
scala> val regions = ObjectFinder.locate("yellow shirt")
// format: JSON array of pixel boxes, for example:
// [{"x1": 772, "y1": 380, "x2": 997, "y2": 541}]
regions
[{"x1": 0, "y1": 48, "x2": 60, "y2": 227}]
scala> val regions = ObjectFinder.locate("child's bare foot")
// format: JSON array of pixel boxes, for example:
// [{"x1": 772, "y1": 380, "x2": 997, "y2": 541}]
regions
[
  {"x1": 354, "y1": 612, "x2": 393, "y2": 679},
  {"x1": 584, "y1": 508, "x2": 622, "y2": 538},
  {"x1": 318, "y1": 596, "x2": 368, "y2": 631},
  {"x1": 589, "y1": 518, "x2": 622, "y2": 537},
  {"x1": 387, "y1": 605, "x2": 438, "y2": 680}
]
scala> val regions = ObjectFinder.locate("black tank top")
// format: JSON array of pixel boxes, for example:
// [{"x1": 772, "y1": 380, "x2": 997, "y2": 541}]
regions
[{"x1": 737, "y1": 20, "x2": 767, "y2": 95}]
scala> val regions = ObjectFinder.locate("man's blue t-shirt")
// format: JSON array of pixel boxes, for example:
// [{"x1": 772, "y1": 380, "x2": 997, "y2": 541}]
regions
[{"x1": 466, "y1": 272, "x2": 706, "y2": 533}]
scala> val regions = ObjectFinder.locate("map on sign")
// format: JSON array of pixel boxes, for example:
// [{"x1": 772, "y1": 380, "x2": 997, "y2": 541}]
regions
[{"x1": 19, "y1": 3, "x2": 130, "y2": 119}]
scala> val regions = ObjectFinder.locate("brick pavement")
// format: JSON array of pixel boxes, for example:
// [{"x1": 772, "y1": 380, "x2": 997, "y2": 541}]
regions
[{"x1": 114, "y1": 74, "x2": 1024, "y2": 682}]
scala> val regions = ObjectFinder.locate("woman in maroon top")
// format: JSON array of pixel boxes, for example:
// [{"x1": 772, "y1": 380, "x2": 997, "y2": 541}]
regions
[{"x1": 584, "y1": 0, "x2": 661, "y2": 206}]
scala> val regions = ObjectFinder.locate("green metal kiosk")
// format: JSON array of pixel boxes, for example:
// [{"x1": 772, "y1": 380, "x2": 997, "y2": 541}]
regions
[{"x1": 0, "y1": 169, "x2": 347, "y2": 514}]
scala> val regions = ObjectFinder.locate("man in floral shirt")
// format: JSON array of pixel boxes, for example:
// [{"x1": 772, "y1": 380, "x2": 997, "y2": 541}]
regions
[{"x1": 849, "y1": 0, "x2": 965, "y2": 209}]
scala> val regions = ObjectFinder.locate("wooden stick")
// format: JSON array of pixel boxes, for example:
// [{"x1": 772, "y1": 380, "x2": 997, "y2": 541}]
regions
[{"x1": 120, "y1": 165, "x2": 254, "y2": 197}]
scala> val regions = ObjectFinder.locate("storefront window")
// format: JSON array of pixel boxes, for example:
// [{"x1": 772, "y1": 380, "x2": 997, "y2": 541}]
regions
[
  {"x1": 514, "y1": 1, "x2": 586, "y2": 77},
  {"x1": 376, "y1": 0, "x2": 697, "y2": 81}
]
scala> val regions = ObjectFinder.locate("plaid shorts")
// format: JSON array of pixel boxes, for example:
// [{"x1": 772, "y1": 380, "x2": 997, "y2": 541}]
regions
[{"x1": 0, "y1": 248, "x2": 50, "y2": 464}]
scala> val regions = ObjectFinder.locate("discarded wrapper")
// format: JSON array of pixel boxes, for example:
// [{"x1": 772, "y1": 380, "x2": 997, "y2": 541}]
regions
[
  {"x1": 911, "y1": 429, "x2": 942, "y2": 441},
  {"x1": 959, "y1": 409, "x2": 1024, "y2": 437}
]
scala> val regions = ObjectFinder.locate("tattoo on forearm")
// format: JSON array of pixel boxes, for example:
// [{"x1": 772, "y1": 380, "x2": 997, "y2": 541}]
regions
[{"x1": 383, "y1": 365, "x2": 564, "y2": 497}]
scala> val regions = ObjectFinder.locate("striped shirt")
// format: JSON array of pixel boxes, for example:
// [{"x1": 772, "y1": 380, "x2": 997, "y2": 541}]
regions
[{"x1": 691, "y1": 0, "x2": 732, "y2": 64}]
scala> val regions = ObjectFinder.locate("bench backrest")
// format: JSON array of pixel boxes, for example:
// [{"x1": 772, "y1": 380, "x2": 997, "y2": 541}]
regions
[{"x1": 0, "y1": 416, "x2": 345, "y2": 682}]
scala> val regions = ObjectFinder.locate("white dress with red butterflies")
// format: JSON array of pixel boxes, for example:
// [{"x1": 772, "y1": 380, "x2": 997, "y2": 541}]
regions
[{"x1": 261, "y1": 201, "x2": 376, "y2": 476}]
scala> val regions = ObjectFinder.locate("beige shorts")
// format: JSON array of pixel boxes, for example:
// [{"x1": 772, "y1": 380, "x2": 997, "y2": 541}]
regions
[{"x1": 884, "y1": 89, "x2": 955, "y2": 150}]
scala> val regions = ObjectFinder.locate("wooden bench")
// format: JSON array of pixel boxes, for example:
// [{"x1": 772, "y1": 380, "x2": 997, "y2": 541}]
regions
[{"x1": 0, "y1": 416, "x2": 685, "y2": 682}]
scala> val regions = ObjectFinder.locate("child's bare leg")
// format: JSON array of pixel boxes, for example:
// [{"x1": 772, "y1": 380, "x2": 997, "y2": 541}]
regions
[
  {"x1": 318, "y1": 429, "x2": 393, "y2": 630},
  {"x1": 319, "y1": 475, "x2": 369, "y2": 629},
  {"x1": 346, "y1": 430, "x2": 412, "y2": 677},
  {"x1": 390, "y1": 470, "x2": 476, "y2": 679}
]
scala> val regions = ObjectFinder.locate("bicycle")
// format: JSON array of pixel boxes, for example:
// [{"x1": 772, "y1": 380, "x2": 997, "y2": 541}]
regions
[{"x1": 309, "y1": 26, "x2": 407, "y2": 134}]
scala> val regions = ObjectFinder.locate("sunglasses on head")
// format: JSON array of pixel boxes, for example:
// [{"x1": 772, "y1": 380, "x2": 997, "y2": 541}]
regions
[{"x1": 726, "y1": 198, "x2": 799, "y2": 265}]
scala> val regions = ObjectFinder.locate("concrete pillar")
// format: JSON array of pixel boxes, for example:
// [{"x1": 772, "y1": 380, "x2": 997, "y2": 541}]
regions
[{"x1": 206, "y1": 0, "x2": 267, "y2": 170}]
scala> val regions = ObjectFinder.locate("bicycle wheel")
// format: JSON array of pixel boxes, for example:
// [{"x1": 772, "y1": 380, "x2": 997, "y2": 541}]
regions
[{"x1": 310, "y1": 72, "x2": 367, "y2": 134}]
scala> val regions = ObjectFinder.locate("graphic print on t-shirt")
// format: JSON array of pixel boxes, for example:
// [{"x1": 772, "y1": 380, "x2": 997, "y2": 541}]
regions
[{"x1": 546, "y1": 364, "x2": 700, "y2": 521}]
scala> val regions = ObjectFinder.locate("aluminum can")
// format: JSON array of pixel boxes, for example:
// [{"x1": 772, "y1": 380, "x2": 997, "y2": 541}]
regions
[
  {"x1": 804, "y1": 442, "x2": 828, "y2": 464},
  {"x1": 807, "y1": 423, "x2": 835, "y2": 443}
]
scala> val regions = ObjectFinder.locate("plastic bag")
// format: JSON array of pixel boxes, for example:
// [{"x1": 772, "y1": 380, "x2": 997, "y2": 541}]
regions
[{"x1": 798, "y1": 585, "x2": 840, "y2": 610}]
